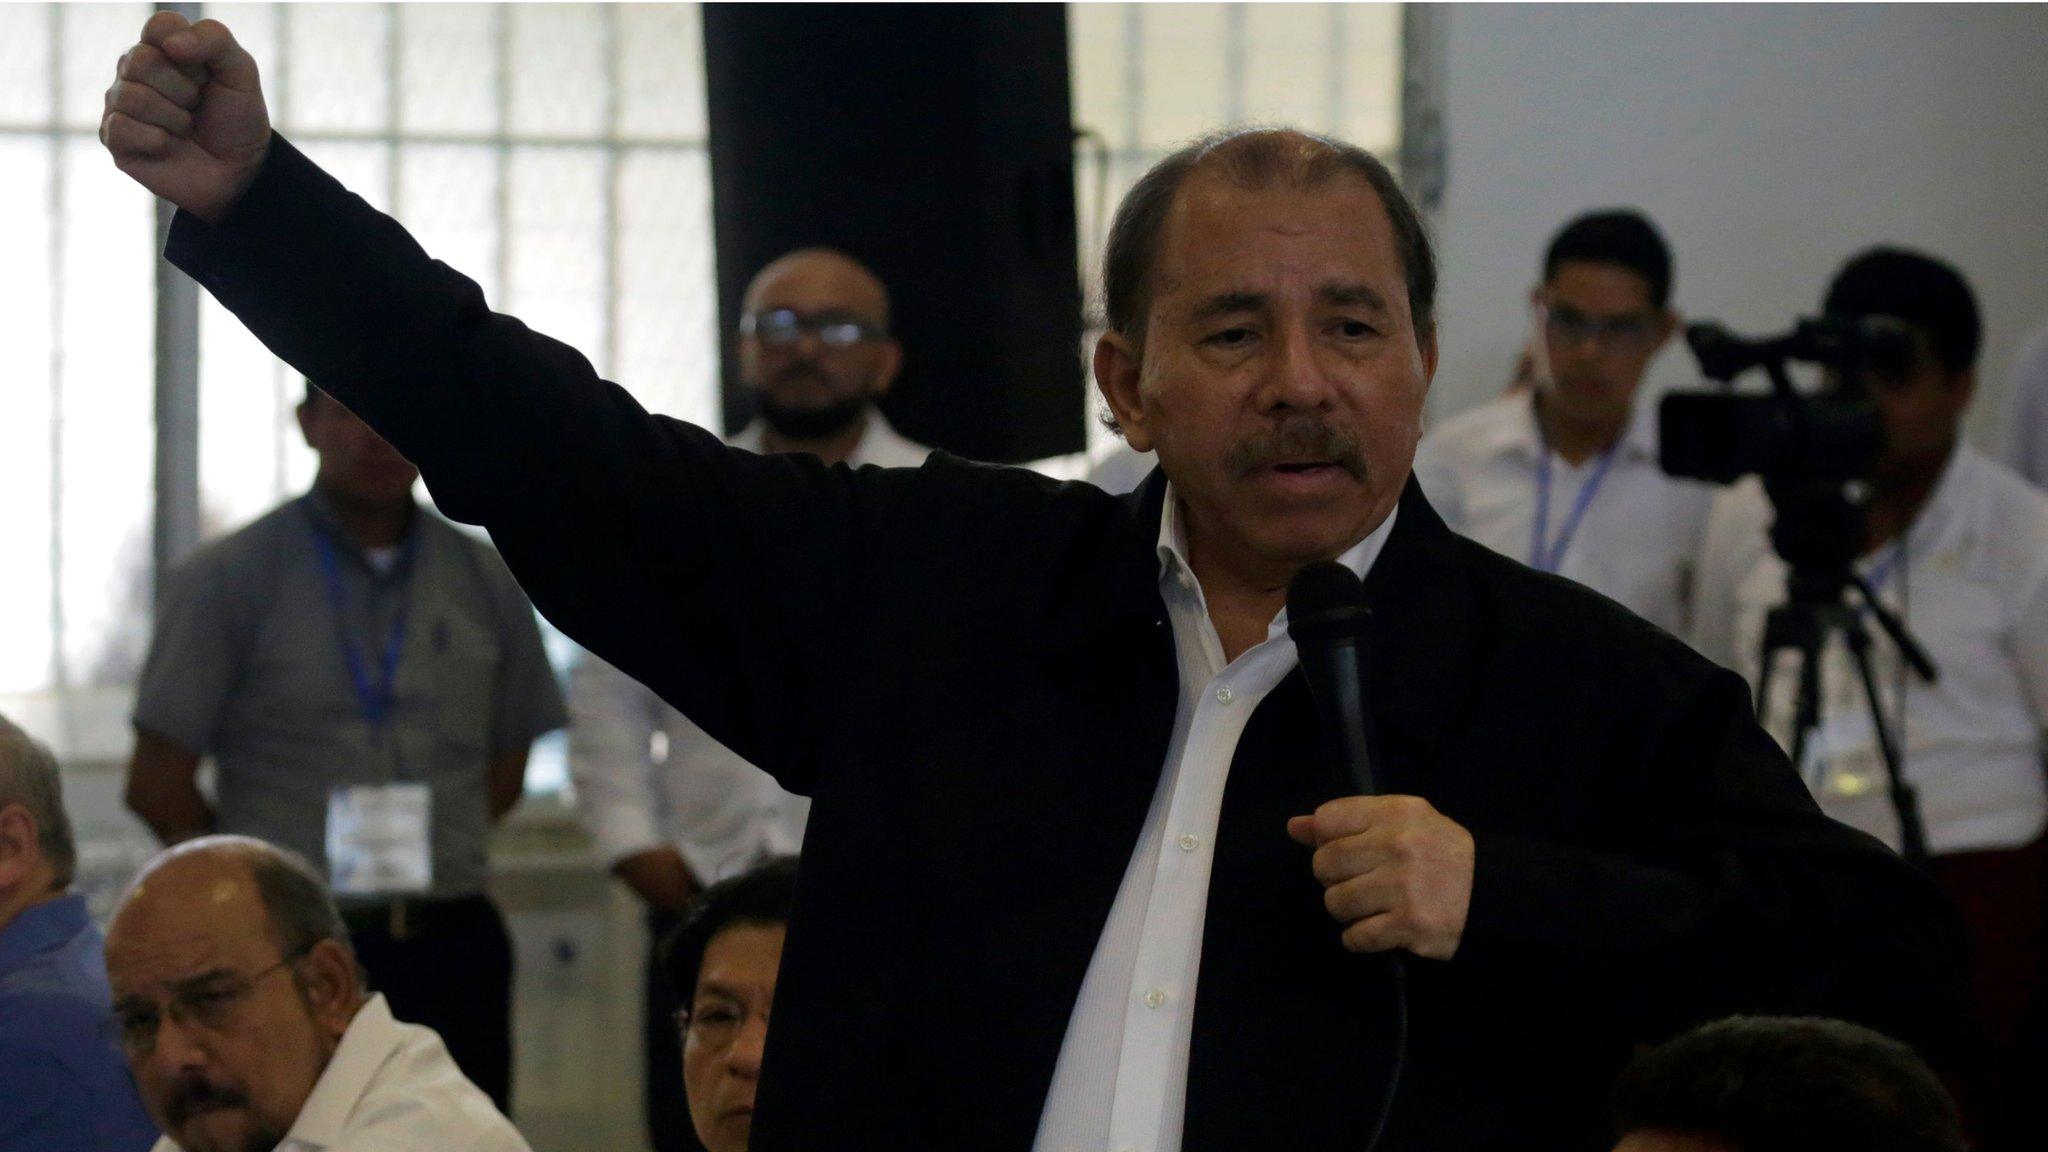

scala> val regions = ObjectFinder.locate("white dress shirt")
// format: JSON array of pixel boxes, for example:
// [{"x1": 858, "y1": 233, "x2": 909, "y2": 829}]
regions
[
  {"x1": 1691, "y1": 445, "x2": 2048, "y2": 854},
  {"x1": 569, "y1": 411, "x2": 929, "y2": 879},
  {"x1": 1032, "y1": 487, "x2": 1397, "y2": 1152},
  {"x1": 1412, "y1": 390, "x2": 1718, "y2": 637},
  {"x1": 152, "y1": 994, "x2": 530, "y2": 1152}
]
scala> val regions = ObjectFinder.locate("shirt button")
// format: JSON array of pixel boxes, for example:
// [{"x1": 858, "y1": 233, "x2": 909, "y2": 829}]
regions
[
  {"x1": 1143, "y1": 988, "x2": 1166, "y2": 1009},
  {"x1": 1177, "y1": 833, "x2": 1200, "y2": 852},
  {"x1": 1214, "y1": 685, "x2": 1235, "y2": 705}
]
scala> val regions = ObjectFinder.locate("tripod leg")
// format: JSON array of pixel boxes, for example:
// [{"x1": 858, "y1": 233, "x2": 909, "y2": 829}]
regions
[{"x1": 1843, "y1": 626, "x2": 1930, "y2": 865}]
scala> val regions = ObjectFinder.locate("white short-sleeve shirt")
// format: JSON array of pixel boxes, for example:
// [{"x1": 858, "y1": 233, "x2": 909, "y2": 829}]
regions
[
  {"x1": 1691, "y1": 446, "x2": 2048, "y2": 854},
  {"x1": 1413, "y1": 391, "x2": 1718, "y2": 637}
]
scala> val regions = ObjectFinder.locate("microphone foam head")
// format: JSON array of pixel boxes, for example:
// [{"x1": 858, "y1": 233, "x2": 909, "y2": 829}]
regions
[{"x1": 1287, "y1": 560, "x2": 1370, "y2": 644}]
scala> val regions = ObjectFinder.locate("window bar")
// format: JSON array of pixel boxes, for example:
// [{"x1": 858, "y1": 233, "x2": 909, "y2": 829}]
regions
[
  {"x1": 1121, "y1": 3, "x2": 1143, "y2": 160},
  {"x1": 600, "y1": 2, "x2": 620, "y2": 380},
  {"x1": 383, "y1": 1, "x2": 399, "y2": 213},
  {"x1": 492, "y1": 4, "x2": 510, "y2": 307},
  {"x1": 46, "y1": 2, "x2": 68, "y2": 694},
  {"x1": 272, "y1": 1, "x2": 296, "y2": 502},
  {"x1": 153, "y1": 3, "x2": 204, "y2": 593}
]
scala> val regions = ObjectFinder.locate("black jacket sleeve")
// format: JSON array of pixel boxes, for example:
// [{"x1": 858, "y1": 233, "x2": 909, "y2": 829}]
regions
[
  {"x1": 165, "y1": 135, "x2": 913, "y2": 795},
  {"x1": 1456, "y1": 660, "x2": 1972, "y2": 1057}
]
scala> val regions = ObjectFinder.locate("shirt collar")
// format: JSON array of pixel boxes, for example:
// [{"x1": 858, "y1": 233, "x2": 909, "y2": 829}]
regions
[
  {"x1": 1155, "y1": 481, "x2": 1399, "y2": 599},
  {"x1": 284, "y1": 994, "x2": 405, "y2": 1148},
  {"x1": 1486, "y1": 390, "x2": 1660, "y2": 465},
  {"x1": 0, "y1": 893, "x2": 89, "y2": 978},
  {"x1": 300, "y1": 488, "x2": 423, "y2": 568},
  {"x1": 730, "y1": 408, "x2": 923, "y2": 467}
]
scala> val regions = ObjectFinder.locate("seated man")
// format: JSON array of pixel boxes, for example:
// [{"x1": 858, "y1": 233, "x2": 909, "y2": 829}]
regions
[
  {"x1": 660, "y1": 856, "x2": 797, "y2": 1152},
  {"x1": 103, "y1": 835, "x2": 531, "y2": 1152},
  {"x1": 0, "y1": 714, "x2": 156, "y2": 1152},
  {"x1": 1611, "y1": 1016, "x2": 1966, "y2": 1152}
]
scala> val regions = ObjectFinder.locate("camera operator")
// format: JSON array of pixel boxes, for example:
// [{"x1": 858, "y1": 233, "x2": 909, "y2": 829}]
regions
[{"x1": 1693, "y1": 248, "x2": 2048, "y2": 1148}]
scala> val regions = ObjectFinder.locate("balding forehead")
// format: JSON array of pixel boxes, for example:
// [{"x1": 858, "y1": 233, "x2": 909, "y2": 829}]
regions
[{"x1": 744, "y1": 249, "x2": 892, "y2": 326}]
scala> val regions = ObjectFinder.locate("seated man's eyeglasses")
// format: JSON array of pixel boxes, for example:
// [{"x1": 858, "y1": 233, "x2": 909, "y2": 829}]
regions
[
  {"x1": 1539, "y1": 302, "x2": 1662, "y2": 351},
  {"x1": 674, "y1": 994, "x2": 770, "y2": 1050},
  {"x1": 739, "y1": 309, "x2": 886, "y2": 349},
  {"x1": 109, "y1": 948, "x2": 308, "y2": 1056}
]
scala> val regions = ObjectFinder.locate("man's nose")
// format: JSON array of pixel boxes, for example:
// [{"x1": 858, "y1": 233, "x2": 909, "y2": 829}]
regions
[
  {"x1": 726, "y1": 1013, "x2": 770, "y2": 1078},
  {"x1": 1261, "y1": 322, "x2": 1336, "y2": 410},
  {"x1": 144, "y1": 1014, "x2": 212, "y2": 1079}
]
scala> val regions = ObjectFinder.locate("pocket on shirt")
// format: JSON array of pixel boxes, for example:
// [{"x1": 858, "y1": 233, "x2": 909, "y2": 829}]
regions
[{"x1": 428, "y1": 616, "x2": 502, "y2": 752}]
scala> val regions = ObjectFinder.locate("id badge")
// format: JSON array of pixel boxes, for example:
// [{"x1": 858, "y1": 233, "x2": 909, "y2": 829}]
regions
[{"x1": 327, "y1": 783, "x2": 433, "y2": 895}]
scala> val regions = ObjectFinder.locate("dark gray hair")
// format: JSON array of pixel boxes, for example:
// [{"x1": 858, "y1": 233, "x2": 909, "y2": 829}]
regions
[
  {"x1": 1612, "y1": 1015, "x2": 1965, "y2": 1152},
  {"x1": 0, "y1": 712, "x2": 76, "y2": 890},
  {"x1": 1103, "y1": 126, "x2": 1438, "y2": 349}
]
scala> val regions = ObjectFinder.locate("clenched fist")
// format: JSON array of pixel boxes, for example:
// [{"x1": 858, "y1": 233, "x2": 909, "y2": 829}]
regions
[
  {"x1": 1287, "y1": 794, "x2": 1475, "y2": 961},
  {"x1": 101, "y1": 11, "x2": 271, "y2": 224}
]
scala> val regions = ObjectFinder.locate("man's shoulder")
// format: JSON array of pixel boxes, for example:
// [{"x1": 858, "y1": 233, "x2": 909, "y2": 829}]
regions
[
  {"x1": 340, "y1": 1020, "x2": 532, "y2": 1151},
  {"x1": 169, "y1": 501, "x2": 306, "y2": 585},
  {"x1": 1419, "y1": 392, "x2": 1529, "y2": 460}
]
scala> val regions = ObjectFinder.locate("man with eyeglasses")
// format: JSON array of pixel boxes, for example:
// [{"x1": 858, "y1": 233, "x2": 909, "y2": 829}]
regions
[
  {"x1": 0, "y1": 713, "x2": 156, "y2": 1152},
  {"x1": 1694, "y1": 249, "x2": 2048, "y2": 1150},
  {"x1": 103, "y1": 835, "x2": 531, "y2": 1152},
  {"x1": 653, "y1": 856, "x2": 796, "y2": 1152},
  {"x1": 569, "y1": 247, "x2": 928, "y2": 1152},
  {"x1": 1414, "y1": 210, "x2": 1716, "y2": 637}
]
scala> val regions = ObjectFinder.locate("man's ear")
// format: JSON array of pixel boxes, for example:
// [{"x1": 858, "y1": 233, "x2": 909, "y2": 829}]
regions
[
  {"x1": 294, "y1": 397, "x2": 319, "y2": 450},
  {"x1": 1652, "y1": 307, "x2": 1681, "y2": 353},
  {"x1": 1094, "y1": 330, "x2": 1152, "y2": 453},
  {"x1": 870, "y1": 337, "x2": 904, "y2": 398},
  {"x1": 0, "y1": 804, "x2": 38, "y2": 892},
  {"x1": 296, "y1": 937, "x2": 363, "y2": 1039}
]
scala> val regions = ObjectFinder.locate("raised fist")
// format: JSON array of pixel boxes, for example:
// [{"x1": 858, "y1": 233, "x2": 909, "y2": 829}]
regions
[{"x1": 101, "y1": 11, "x2": 271, "y2": 224}]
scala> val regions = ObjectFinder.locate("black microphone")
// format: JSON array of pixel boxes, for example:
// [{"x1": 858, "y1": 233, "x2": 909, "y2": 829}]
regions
[
  {"x1": 1288, "y1": 559, "x2": 1405, "y2": 1152},
  {"x1": 1287, "y1": 560, "x2": 1379, "y2": 796}
]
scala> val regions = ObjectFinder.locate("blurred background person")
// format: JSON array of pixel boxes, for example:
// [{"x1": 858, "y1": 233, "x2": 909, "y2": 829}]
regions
[
  {"x1": 0, "y1": 713, "x2": 156, "y2": 1152},
  {"x1": 125, "y1": 385, "x2": 567, "y2": 1111},
  {"x1": 1414, "y1": 210, "x2": 1716, "y2": 637},
  {"x1": 105, "y1": 835, "x2": 531, "y2": 1152},
  {"x1": 1693, "y1": 248, "x2": 2048, "y2": 1148},
  {"x1": 571, "y1": 247, "x2": 921, "y2": 1152}
]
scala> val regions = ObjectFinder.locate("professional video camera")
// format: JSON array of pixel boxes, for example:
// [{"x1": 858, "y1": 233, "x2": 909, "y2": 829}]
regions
[{"x1": 1657, "y1": 315, "x2": 1938, "y2": 863}]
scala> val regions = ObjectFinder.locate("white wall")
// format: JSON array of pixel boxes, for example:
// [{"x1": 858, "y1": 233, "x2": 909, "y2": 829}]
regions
[{"x1": 1428, "y1": 3, "x2": 2048, "y2": 454}]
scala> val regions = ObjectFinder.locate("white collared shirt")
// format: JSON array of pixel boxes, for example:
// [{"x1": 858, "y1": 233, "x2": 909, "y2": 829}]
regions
[
  {"x1": 727, "y1": 409, "x2": 932, "y2": 467},
  {"x1": 1032, "y1": 487, "x2": 1397, "y2": 1152},
  {"x1": 151, "y1": 994, "x2": 530, "y2": 1152},
  {"x1": 1691, "y1": 445, "x2": 2048, "y2": 854},
  {"x1": 568, "y1": 413, "x2": 932, "y2": 879},
  {"x1": 1412, "y1": 390, "x2": 1718, "y2": 637}
]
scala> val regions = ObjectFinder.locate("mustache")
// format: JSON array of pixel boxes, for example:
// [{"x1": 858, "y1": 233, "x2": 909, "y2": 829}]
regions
[
  {"x1": 1222, "y1": 416, "x2": 1367, "y2": 480},
  {"x1": 165, "y1": 1076, "x2": 249, "y2": 1125}
]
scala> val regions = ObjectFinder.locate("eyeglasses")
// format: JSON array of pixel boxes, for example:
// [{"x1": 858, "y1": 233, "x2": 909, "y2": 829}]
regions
[
  {"x1": 1539, "y1": 302, "x2": 1663, "y2": 352},
  {"x1": 108, "y1": 952, "x2": 304, "y2": 1057},
  {"x1": 674, "y1": 997, "x2": 770, "y2": 1051},
  {"x1": 739, "y1": 309, "x2": 885, "y2": 349}
]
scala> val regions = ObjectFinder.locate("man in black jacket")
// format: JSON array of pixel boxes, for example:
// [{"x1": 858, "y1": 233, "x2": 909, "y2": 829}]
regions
[{"x1": 101, "y1": 14, "x2": 1967, "y2": 1150}]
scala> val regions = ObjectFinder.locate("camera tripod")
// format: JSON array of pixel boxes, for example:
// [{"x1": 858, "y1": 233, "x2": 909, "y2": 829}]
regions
[{"x1": 1752, "y1": 553, "x2": 1939, "y2": 866}]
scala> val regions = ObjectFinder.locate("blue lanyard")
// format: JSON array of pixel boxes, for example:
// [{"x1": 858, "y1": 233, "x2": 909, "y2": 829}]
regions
[
  {"x1": 306, "y1": 507, "x2": 415, "y2": 729},
  {"x1": 1530, "y1": 444, "x2": 1620, "y2": 573}
]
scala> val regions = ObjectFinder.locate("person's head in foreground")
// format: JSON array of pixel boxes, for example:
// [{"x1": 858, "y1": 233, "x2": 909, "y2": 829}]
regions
[
  {"x1": 1093, "y1": 127, "x2": 1438, "y2": 583},
  {"x1": 738, "y1": 248, "x2": 902, "y2": 442},
  {"x1": 663, "y1": 856, "x2": 799, "y2": 1152},
  {"x1": 1821, "y1": 247, "x2": 1980, "y2": 495},
  {"x1": 1611, "y1": 1015, "x2": 1966, "y2": 1152},
  {"x1": 104, "y1": 835, "x2": 368, "y2": 1152}
]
